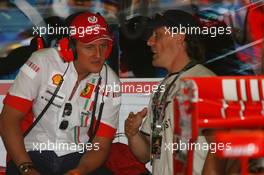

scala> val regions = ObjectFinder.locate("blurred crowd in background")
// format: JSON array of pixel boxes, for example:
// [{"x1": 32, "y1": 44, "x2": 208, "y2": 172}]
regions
[{"x1": 0, "y1": 0, "x2": 263, "y2": 79}]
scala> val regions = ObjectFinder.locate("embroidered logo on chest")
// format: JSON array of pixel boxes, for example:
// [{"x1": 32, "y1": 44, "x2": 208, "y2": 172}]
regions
[
  {"x1": 80, "y1": 83, "x2": 95, "y2": 99},
  {"x1": 52, "y1": 74, "x2": 63, "y2": 86}
]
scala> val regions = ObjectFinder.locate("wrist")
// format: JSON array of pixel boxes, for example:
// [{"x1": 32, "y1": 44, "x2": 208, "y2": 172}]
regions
[{"x1": 127, "y1": 131, "x2": 140, "y2": 140}]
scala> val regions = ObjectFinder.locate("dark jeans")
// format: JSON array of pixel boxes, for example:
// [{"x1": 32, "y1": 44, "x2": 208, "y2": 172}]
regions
[{"x1": 6, "y1": 151, "x2": 113, "y2": 175}]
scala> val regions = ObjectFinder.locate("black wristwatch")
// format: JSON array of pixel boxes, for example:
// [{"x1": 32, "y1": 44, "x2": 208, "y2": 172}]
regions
[{"x1": 18, "y1": 162, "x2": 35, "y2": 174}]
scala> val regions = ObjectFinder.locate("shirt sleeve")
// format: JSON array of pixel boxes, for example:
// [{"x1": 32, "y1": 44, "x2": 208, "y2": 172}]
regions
[
  {"x1": 95, "y1": 78, "x2": 121, "y2": 139},
  {"x1": 3, "y1": 52, "x2": 44, "y2": 113}
]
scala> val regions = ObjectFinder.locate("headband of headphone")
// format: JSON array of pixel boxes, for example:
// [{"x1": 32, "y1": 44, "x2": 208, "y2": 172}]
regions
[
  {"x1": 32, "y1": 35, "x2": 48, "y2": 50},
  {"x1": 36, "y1": 36, "x2": 45, "y2": 49},
  {"x1": 58, "y1": 12, "x2": 113, "y2": 62}
]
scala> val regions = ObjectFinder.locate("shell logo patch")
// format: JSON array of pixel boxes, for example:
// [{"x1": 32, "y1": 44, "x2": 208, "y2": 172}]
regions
[
  {"x1": 80, "y1": 83, "x2": 95, "y2": 98},
  {"x1": 88, "y1": 16, "x2": 98, "y2": 24},
  {"x1": 52, "y1": 74, "x2": 63, "y2": 86}
]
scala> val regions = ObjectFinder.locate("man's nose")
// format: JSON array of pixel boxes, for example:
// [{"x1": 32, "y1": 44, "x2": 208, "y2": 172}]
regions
[
  {"x1": 95, "y1": 45, "x2": 104, "y2": 58},
  {"x1": 147, "y1": 35, "x2": 155, "y2": 46}
]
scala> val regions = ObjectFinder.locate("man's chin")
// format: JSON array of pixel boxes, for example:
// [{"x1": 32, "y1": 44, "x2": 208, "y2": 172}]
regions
[
  {"x1": 89, "y1": 65, "x2": 104, "y2": 73},
  {"x1": 152, "y1": 59, "x2": 161, "y2": 67}
]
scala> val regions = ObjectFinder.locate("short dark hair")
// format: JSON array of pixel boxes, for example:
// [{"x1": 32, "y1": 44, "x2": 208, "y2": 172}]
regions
[{"x1": 185, "y1": 33, "x2": 205, "y2": 63}]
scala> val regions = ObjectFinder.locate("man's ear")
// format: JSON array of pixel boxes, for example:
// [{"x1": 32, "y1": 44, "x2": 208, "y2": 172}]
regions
[
  {"x1": 175, "y1": 34, "x2": 186, "y2": 48},
  {"x1": 177, "y1": 34, "x2": 186, "y2": 43}
]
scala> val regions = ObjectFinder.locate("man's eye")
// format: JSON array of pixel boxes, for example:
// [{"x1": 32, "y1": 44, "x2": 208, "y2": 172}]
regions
[
  {"x1": 100, "y1": 44, "x2": 108, "y2": 50},
  {"x1": 85, "y1": 45, "x2": 94, "y2": 49},
  {"x1": 101, "y1": 43, "x2": 108, "y2": 48},
  {"x1": 153, "y1": 32, "x2": 160, "y2": 39}
]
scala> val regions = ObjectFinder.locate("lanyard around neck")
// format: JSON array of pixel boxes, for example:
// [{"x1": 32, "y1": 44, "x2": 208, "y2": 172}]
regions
[{"x1": 152, "y1": 61, "x2": 197, "y2": 130}]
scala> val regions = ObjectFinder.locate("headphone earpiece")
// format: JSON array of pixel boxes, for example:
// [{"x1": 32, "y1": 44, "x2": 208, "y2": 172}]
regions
[{"x1": 57, "y1": 37, "x2": 78, "y2": 62}]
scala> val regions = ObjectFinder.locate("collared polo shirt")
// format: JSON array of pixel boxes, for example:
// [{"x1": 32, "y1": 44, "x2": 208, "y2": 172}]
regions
[{"x1": 4, "y1": 48, "x2": 121, "y2": 156}]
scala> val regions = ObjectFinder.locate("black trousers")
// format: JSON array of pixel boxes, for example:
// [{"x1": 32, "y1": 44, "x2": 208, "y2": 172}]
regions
[{"x1": 6, "y1": 151, "x2": 113, "y2": 175}]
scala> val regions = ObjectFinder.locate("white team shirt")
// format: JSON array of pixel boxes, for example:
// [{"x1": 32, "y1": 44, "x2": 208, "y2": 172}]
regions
[{"x1": 5, "y1": 48, "x2": 121, "y2": 156}]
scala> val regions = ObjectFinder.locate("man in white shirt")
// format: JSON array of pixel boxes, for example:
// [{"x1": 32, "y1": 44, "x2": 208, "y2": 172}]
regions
[
  {"x1": 0, "y1": 12, "x2": 121, "y2": 175},
  {"x1": 125, "y1": 10, "x2": 215, "y2": 175}
]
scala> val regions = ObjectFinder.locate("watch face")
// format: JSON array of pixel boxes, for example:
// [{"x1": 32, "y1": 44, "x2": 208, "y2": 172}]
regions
[
  {"x1": 21, "y1": 166, "x2": 29, "y2": 173},
  {"x1": 19, "y1": 163, "x2": 34, "y2": 173}
]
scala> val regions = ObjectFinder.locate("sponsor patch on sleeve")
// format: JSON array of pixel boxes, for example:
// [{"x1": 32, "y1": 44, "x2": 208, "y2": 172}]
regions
[{"x1": 21, "y1": 61, "x2": 40, "y2": 79}]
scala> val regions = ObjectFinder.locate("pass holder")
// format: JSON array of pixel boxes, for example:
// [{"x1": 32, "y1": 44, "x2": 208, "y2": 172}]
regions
[{"x1": 151, "y1": 134, "x2": 163, "y2": 161}]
